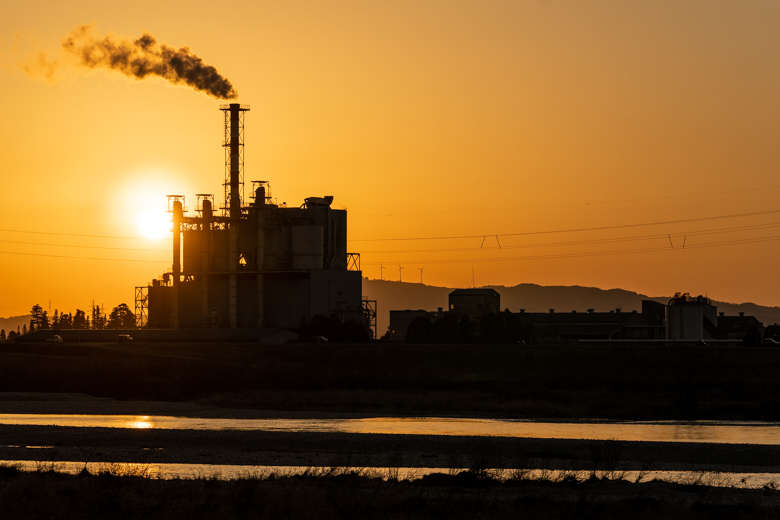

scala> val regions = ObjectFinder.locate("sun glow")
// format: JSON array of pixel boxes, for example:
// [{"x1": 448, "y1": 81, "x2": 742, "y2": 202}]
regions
[
  {"x1": 124, "y1": 416, "x2": 154, "y2": 429},
  {"x1": 137, "y1": 210, "x2": 171, "y2": 240}
]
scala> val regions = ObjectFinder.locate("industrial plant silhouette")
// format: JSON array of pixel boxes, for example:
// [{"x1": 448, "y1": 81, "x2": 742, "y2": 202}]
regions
[
  {"x1": 7, "y1": 103, "x2": 770, "y2": 346},
  {"x1": 135, "y1": 104, "x2": 373, "y2": 338}
]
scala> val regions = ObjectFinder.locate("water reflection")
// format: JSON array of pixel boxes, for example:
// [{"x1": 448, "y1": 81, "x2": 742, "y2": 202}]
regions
[
  {"x1": 2, "y1": 414, "x2": 780, "y2": 445},
  {"x1": 124, "y1": 416, "x2": 154, "y2": 429}
]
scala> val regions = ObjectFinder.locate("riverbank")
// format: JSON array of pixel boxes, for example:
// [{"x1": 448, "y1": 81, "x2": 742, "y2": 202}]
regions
[
  {"x1": 2, "y1": 393, "x2": 780, "y2": 473},
  {"x1": 1, "y1": 463, "x2": 779, "y2": 520},
  {"x1": 4, "y1": 420, "x2": 780, "y2": 475},
  {"x1": 2, "y1": 341, "x2": 780, "y2": 421}
]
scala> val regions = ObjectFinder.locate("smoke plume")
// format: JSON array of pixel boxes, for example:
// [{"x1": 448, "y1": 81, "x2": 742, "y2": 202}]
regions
[{"x1": 60, "y1": 25, "x2": 238, "y2": 99}]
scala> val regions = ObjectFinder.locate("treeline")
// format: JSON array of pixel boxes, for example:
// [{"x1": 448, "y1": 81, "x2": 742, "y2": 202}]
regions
[
  {"x1": 297, "y1": 314, "x2": 370, "y2": 343},
  {"x1": 404, "y1": 311, "x2": 535, "y2": 344},
  {"x1": 0, "y1": 303, "x2": 136, "y2": 341}
]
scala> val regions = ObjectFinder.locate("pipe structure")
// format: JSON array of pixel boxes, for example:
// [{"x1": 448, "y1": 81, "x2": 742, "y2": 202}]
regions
[
  {"x1": 172, "y1": 200, "x2": 182, "y2": 329},
  {"x1": 201, "y1": 199, "x2": 212, "y2": 327},
  {"x1": 257, "y1": 217, "x2": 265, "y2": 327},
  {"x1": 229, "y1": 220, "x2": 238, "y2": 329},
  {"x1": 219, "y1": 103, "x2": 249, "y2": 329}
]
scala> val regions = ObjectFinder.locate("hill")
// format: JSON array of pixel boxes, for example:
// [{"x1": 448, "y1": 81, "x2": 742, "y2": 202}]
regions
[
  {"x1": 361, "y1": 278, "x2": 780, "y2": 335},
  {"x1": 0, "y1": 315, "x2": 30, "y2": 335}
]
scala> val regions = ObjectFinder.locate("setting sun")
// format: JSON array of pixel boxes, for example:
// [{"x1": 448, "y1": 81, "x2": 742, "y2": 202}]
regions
[{"x1": 137, "y1": 210, "x2": 171, "y2": 240}]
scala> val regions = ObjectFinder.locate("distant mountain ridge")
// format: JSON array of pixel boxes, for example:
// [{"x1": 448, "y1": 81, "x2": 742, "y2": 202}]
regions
[
  {"x1": 362, "y1": 278, "x2": 780, "y2": 335},
  {"x1": 0, "y1": 315, "x2": 30, "y2": 334}
]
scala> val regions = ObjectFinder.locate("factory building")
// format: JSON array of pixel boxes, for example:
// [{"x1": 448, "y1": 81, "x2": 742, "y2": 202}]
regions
[
  {"x1": 513, "y1": 300, "x2": 667, "y2": 342},
  {"x1": 387, "y1": 289, "x2": 761, "y2": 344},
  {"x1": 137, "y1": 104, "x2": 373, "y2": 335},
  {"x1": 448, "y1": 289, "x2": 501, "y2": 319}
]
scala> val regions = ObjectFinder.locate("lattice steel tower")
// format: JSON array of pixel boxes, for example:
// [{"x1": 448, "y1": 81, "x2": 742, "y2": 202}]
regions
[{"x1": 220, "y1": 104, "x2": 250, "y2": 218}]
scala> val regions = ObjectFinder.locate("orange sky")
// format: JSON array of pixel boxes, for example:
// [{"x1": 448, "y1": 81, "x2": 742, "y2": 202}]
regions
[{"x1": 1, "y1": 1, "x2": 779, "y2": 318}]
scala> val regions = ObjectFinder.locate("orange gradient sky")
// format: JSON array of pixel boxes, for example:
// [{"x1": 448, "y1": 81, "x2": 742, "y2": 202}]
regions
[{"x1": 1, "y1": 1, "x2": 779, "y2": 318}]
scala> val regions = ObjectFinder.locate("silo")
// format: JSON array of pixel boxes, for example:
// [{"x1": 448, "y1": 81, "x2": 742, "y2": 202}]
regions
[
  {"x1": 666, "y1": 293, "x2": 717, "y2": 340},
  {"x1": 667, "y1": 304, "x2": 704, "y2": 340}
]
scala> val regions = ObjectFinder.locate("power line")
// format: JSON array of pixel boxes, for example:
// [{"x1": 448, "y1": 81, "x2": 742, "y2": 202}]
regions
[
  {"x1": 0, "y1": 250, "x2": 168, "y2": 263},
  {"x1": 0, "y1": 215, "x2": 135, "y2": 221},
  {"x1": 363, "y1": 233, "x2": 780, "y2": 266},
  {"x1": 353, "y1": 185, "x2": 780, "y2": 218},
  {"x1": 357, "y1": 221, "x2": 780, "y2": 254},
  {"x1": 0, "y1": 238, "x2": 169, "y2": 252},
  {"x1": 351, "y1": 209, "x2": 780, "y2": 242},
  {"x1": 0, "y1": 228, "x2": 170, "y2": 240}
]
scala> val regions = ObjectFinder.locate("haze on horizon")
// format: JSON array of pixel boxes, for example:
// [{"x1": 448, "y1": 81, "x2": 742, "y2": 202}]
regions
[{"x1": 1, "y1": 0, "x2": 779, "y2": 318}]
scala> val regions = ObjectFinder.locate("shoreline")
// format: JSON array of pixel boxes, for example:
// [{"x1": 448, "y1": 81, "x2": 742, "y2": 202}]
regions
[
  {"x1": 3, "y1": 393, "x2": 780, "y2": 477},
  {"x1": 3, "y1": 393, "x2": 780, "y2": 426},
  {"x1": 3, "y1": 424, "x2": 780, "y2": 475}
]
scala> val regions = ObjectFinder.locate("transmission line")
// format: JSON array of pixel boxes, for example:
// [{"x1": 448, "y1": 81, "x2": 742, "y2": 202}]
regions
[
  {"x1": 0, "y1": 250, "x2": 167, "y2": 263},
  {"x1": 352, "y1": 209, "x2": 780, "y2": 242}
]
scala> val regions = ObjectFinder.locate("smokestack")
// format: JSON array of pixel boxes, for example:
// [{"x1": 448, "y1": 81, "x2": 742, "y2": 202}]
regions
[
  {"x1": 229, "y1": 104, "x2": 240, "y2": 218},
  {"x1": 221, "y1": 103, "x2": 249, "y2": 219}
]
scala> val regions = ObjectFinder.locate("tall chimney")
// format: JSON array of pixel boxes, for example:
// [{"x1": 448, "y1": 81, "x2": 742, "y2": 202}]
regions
[{"x1": 220, "y1": 103, "x2": 250, "y2": 219}]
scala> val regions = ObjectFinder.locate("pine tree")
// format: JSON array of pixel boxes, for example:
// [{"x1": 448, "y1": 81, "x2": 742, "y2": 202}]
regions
[
  {"x1": 108, "y1": 304, "x2": 137, "y2": 329},
  {"x1": 0, "y1": 329, "x2": 5, "y2": 341},
  {"x1": 60, "y1": 312, "x2": 73, "y2": 329},
  {"x1": 29, "y1": 304, "x2": 51, "y2": 331},
  {"x1": 91, "y1": 305, "x2": 105, "y2": 330},
  {"x1": 73, "y1": 309, "x2": 88, "y2": 330}
]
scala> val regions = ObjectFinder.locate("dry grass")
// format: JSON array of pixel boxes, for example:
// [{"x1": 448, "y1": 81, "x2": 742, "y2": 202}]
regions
[{"x1": 1, "y1": 462, "x2": 778, "y2": 520}]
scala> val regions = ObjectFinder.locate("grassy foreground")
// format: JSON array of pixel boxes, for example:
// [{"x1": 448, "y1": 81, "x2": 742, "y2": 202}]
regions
[
  {"x1": 2, "y1": 463, "x2": 780, "y2": 520},
  {"x1": 2, "y1": 341, "x2": 780, "y2": 420}
]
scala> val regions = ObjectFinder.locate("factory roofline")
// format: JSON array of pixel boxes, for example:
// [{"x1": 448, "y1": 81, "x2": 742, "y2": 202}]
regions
[{"x1": 450, "y1": 288, "x2": 500, "y2": 296}]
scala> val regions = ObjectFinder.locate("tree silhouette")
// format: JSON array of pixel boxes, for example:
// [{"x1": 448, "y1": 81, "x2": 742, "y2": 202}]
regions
[
  {"x1": 405, "y1": 311, "x2": 534, "y2": 344},
  {"x1": 107, "y1": 303, "x2": 137, "y2": 329},
  {"x1": 298, "y1": 314, "x2": 369, "y2": 343},
  {"x1": 764, "y1": 323, "x2": 780, "y2": 342},
  {"x1": 59, "y1": 312, "x2": 73, "y2": 329},
  {"x1": 73, "y1": 309, "x2": 88, "y2": 330},
  {"x1": 91, "y1": 306, "x2": 105, "y2": 330},
  {"x1": 30, "y1": 304, "x2": 50, "y2": 331}
]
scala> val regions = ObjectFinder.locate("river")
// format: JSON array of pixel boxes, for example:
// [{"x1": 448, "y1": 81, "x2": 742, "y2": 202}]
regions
[{"x1": 2, "y1": 414, "x2": 780, "y2": 444}]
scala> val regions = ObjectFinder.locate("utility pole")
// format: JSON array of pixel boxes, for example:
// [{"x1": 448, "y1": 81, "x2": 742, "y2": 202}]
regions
[
  {"x1": 418, "y1": 267, "x2": 425, "y2": 284},
  {"x1": 399, "y1": 265, "x2": 404, "y2": 282},
  {"x1": 379, "y1": 263, "x2": 385, "y2": 281}
]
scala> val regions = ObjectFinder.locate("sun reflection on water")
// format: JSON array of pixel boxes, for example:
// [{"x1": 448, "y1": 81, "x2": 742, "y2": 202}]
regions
[{"x1": 124, "y1": 416, "x2": 154, "y2": 429}]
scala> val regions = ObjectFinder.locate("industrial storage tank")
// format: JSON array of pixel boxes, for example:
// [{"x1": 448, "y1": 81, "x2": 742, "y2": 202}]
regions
[{"x1": 667, "y1": 293, "x2": 718, "y2": 341}]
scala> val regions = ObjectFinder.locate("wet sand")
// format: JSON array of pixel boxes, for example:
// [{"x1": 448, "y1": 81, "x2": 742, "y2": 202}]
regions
[{"x1": 2, "y1": 393, "x2": 780, "y2": 474}]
